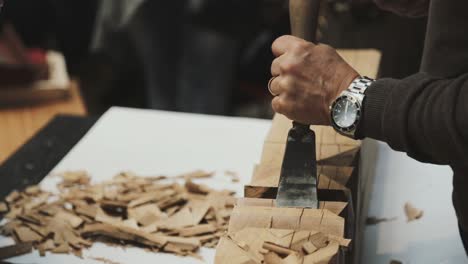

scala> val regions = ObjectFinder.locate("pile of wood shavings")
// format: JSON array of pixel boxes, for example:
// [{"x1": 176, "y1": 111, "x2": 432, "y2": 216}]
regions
[
  {"x1": 0, "y1": 170, "x2": 236, "y2": 260},
  {"x1": 218, "y1": 228, "x2": 351, "y2": 264}
]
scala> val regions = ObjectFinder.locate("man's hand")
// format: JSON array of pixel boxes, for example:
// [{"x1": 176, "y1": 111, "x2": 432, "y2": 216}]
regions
[{"x1": 269, "y1": 35, "x2": 359, "y2": 125}]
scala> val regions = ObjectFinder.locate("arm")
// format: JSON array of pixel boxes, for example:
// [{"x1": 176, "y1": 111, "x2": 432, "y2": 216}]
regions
[
  {"x1": 357, "y1": 72, "x2": 468, "y2": 166},
  {"x1": 269, "y1": 36, "x2": 468, "y2": 167}
]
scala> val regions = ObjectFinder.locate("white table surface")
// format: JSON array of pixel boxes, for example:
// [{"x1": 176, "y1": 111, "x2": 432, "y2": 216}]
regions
[
  {"x1": 2, "y1": 107, "x2": 272, "y2": 264},
  {"x1": 362, "y1": 141, "x2": 467, "y2": 264},
  {"x1": 2, "y1": 107, "x2": 466, "y2": 263}
]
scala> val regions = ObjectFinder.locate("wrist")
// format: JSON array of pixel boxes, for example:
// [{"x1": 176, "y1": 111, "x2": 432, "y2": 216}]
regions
[
  {"x1": 328, "y1": 69, "x2": 360, "y2": 108},
  {"x1": 330, "y1": 76, "x2": 375, "y2": 139}
]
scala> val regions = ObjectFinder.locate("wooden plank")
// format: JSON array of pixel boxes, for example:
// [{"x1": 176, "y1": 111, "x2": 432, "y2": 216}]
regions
[
  {"x1": 228, "y1": 206, "x2": 344, "y2": 238},
  {"x1": 0, "y1": 81, "x2": 86, "y2": 163},
  {"x1": 236, "y1": 198, "x2": 347, "y2": 216}
]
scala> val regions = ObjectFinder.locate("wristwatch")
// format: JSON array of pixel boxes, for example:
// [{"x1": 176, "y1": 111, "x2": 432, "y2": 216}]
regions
[{"x1": 330, "y1": 76, "x2": 374, "y2": 139}]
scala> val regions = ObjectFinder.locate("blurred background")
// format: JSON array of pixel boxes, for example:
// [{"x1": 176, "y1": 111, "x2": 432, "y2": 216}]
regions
[{"x1": 0, "y1": 0, "x2": 426, "y2": 118}]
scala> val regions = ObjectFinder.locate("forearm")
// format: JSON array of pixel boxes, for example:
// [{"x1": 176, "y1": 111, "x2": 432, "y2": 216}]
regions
[{"x1": 357, "y1": 72, "x2": 468, "y2": 166}]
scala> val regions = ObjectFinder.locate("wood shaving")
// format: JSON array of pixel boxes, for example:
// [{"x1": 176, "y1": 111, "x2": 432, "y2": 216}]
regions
[
  {"x1": 0, "y1": 170, "x2": 235, "y2": 260},
  {"x1": 89, "y1": 256, "x2": 122, "y2": 264},
  {"x1": 224, "y1": 171, "x2": 240, "y2": 183},
  {"x1": 404, "y1": 202, "x2": 424, "y2": 222}
]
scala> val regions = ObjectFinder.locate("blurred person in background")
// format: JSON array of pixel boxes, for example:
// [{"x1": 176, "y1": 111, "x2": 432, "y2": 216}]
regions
[{"x1": 92, "y1": 0, "x2": 288, "y2": 115}]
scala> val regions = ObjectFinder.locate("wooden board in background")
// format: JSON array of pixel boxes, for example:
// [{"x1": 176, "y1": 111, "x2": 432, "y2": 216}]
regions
[{"x1": 0, "y1": 81, "x2": 86, "y2": 163}]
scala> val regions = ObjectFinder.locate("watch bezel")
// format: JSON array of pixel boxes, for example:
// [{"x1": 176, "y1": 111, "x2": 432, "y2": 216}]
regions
[{"x1": 330, "y1": 94, "x2": 362, "y2": 136}]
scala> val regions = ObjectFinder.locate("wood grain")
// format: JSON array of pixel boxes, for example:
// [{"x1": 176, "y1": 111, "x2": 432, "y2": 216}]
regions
[{"x1": 0, "y1": 81, "x2": 86, "y2": 163}]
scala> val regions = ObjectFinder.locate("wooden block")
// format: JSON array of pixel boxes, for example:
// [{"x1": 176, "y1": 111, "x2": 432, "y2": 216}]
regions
[
  {"x1": 271, "y1": 208, "x2": 302, "y2": 230},
  {"x1": 216, "y1": 228, "x2": 344, "y2": 264},
  {"x1": 298, "y1": 210, "x2": 344, "y2": 238},
  {"x1": 249, "y1": 165, "x2": 353, "y2": 193},
  {"x1": 215, "y1": 49, "x2": 381, "y2": 263},
  {"x1": 215, "y1": 237, "x2": 259, "y2": 264},
  {"x1": 236, "y1": 198, "x2": 347, "y2": 219},
  {"x1": 290, "y1": 230, "x2": 311, "y2": 252},
  {"x1": 228, "y1": 206, "x2": 274, "y2": 234},
  {"x1": 302, "y1": 241, "x2": 318, "y2": 254},
  {"x1": 317, "y1": 147, "x2": 360, "y2": 166},
  {"x1": 229, "y1": 206, "x2": 344, "y2": 238},
  {"x1": 303, "y1": 241, "x2": 340, "y2": 264},
  {"x1": 309, "y1": 232, "x2": 329, "y2": 249}
]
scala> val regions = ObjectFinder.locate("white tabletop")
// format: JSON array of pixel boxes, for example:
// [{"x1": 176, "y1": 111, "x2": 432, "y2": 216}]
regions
[
  {"x1": 362, "y1": 141, "x2": 467, "y2": 263},
  {"x1": 2, "y1": 107, "x2": 272, "y2": 264}
]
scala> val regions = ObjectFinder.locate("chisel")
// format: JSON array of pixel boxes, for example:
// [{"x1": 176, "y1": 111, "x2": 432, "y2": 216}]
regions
[{"x1": 276, "y1": 0, "x2": 321, "y2": 208}]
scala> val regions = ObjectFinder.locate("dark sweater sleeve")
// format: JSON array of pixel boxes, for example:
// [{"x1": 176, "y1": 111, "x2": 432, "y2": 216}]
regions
[{"x1": 356, "y1": 72, "x2": 468, "y2": 166}]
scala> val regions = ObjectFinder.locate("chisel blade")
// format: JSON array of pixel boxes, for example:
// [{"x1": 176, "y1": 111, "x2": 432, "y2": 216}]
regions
[{"x1": 276, "y1": 122, "x2": 318, "y2": 208}]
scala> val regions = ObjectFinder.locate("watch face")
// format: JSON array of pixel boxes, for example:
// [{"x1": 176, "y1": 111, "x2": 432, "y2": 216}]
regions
[{"x1": 331, "y1": 96, "x2": 359, "y2": 129}]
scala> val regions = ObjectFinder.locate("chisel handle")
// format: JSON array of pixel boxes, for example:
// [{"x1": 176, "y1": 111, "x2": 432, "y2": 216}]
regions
[
  {"x1": 289, "y1": 0, "x2": 321, "y2": 42},
  {"x1": 289, "y1": 0, "x2": 321, "y2": 129}
]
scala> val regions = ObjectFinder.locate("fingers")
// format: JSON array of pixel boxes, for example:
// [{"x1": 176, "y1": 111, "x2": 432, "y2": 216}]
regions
[
  {"x1": 271, "y1": 94, "x2": 285, "y2": 114},
  {"x1": 269, "y1": 75, "x2": 296, "y2": 97},
  {"x1": 271, "y1": 93, "x2": 298, "y2": 118},
  {"x1": 269, "y1": 76, "x2": 281, "y2": 96},
  {"x1": 270, "y1": 55, "x2": 283, "y2": 76},
  {"x1": 271, "y1": 35, "x2": 312, "y2": 57}
]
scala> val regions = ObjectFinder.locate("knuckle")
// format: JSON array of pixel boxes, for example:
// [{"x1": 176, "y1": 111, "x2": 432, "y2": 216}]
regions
[
  {"x1": 280, "y1": 61, "x2": 297, "y2": 73},
  {"x1": 279, "y1": 77, "x2": 292, "y2": 90},
  {"x1": 271, "y1": 98, "x2": 283, "y2": 113},
  {"x1": 292, "y1": 41, "x2": 309, "y2": 53},
  {"x1": 315, "y1": 44, "x2": 334, "y2": 55},
  {"x1": 272, "y1": 35, "x2": 290, "y2": 49}
]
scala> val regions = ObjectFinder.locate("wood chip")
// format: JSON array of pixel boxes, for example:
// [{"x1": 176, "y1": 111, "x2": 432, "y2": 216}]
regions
[
  {"x1": 56, "y1": 210, "x2": 84, "y2": 228},
  {"x1": 302, "y1": 241, "x2": 318, "y2": 254},
  {"x1": 262, "y1": 242, "x2": 297, "y2": 257},
  {"x1": 283, "y1": 253, "x2": 302, "y2": 264},
  {"x1": 0, "y1": 202, "x2": 8, "y2": 213},
  {"x1": 185, "y1": 180, "x2": 212, "y2": 195},
  {"x1": 404, "y1": 202, "x2": 423, "y2": 222},
  {"x1": 89, "y1": 256, "x2": 122, "y2": 264},
  {"x1": 179, "y1": 224, "x2": 217, "y2": 237},
  {"x1": 14, "y1": 226, "x2": 42, "y2": 242},
  {"x1": 309, "y1": 232, "x2": 329, "y2": 249},
  {"x1": 176, "y1": 170, "x2": 213, "y2": 180},
  {"x1": 263, "y1": 251, "x2": 283, "y2": 264},
  {"x1": 225, "y1": 170, "x2": 240, "y2": 183},
  {"x1": 0, "y1": 170, "x2": 235, "y2": 259},
  {"x1": 5, "y1": 191, "x2": 21, "y2": 203}
]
